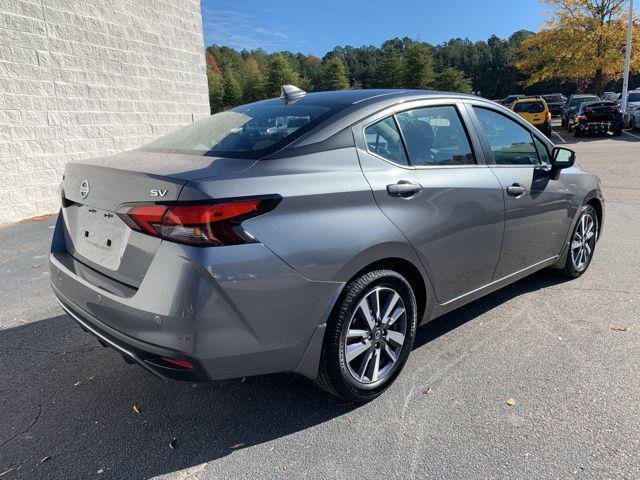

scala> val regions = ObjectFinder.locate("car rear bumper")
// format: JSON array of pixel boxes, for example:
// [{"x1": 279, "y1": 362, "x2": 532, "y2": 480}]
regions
[
  {"x1": 50, "y1": 215, "x2": 344, "y2": 381},
  {"x1": 575, "y1": 121, "x2": 621, "y2": 134}
]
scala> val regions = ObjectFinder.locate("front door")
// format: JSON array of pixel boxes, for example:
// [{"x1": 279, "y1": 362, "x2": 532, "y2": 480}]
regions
[
  {"x1": 355, "y1": 102, "x2": 505, "y2": 304},
  {"x1": 469, "y1": 104, "x2": 574, "y2": 278}
]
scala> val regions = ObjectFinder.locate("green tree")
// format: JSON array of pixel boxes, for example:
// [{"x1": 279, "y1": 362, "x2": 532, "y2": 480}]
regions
[
  {"x1": 242, "y1": 57, "x2": 265, "y2": 102},
  {"x1": 222, "y1": 71, "x2": 243, "y2": 108},
  {"x1": 375, "y1": 45, "x2": 405, "y2": 88},
  {"x1": 404, "y1": 42, "x2": 435, "y2": 89},
  {"x1": 266, "y1": 53, "x2": 301, "y2": 97},
  {"x1": 434, "y1": 67, "x2": 473, "y2": 93},
  {"x1": 322, "y1": 56, "x2": 350, "y2": 90},
  {"x1": 206, "y1": 64, "x2": 225, "y2": 113}
]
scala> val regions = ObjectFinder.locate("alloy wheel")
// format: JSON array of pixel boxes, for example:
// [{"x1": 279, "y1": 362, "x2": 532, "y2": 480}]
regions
[
  {"x1": 571, "y1": 213, "x2": 596, "y2": 271},
  {"x1": 343, "y1": 287, "x2": 407, "y2": 384}
]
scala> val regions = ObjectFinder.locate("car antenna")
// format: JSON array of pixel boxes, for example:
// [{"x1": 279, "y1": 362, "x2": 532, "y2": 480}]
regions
[{"x1": 280, "y1": 85, "x2": 306, "y2": 105}]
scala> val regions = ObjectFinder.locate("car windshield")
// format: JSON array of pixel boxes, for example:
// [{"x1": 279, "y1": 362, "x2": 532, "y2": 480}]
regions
[
  {"x1": 514, "y1": 101, "x2": 545, "y2": 113},
  {"x1": 627, "y1": 92, "x2": 640, "y2": 103},
  {"x1": 504, "y1": 96, "x2": 521, "y2": 104},
  {"x1": 140, "y1": 100, "x2": 345, "y2": 158},
  {"x1": 569, "y1": 96, "x2": 599, "y2": 108}
]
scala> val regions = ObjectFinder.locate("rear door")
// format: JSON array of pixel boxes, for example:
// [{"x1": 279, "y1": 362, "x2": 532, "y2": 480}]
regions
[
  {"x1": 466, "y1": 102, "x2": 574, "y2": 278},
  {"x1": 354, "y1": 99, "x2": 505, "y2": 304}
]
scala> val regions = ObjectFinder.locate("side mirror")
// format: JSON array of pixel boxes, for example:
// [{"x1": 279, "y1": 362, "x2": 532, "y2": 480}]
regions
[{"x1": 551, "y1": 147, "x2": 575, "y2": 170}]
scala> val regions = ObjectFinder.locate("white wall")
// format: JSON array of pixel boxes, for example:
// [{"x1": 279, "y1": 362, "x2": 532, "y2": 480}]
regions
[{"x1": 0, "y1": 0, "x2": 210, "y2": 223}]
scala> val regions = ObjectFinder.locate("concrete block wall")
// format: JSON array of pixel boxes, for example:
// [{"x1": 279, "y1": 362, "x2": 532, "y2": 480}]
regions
[{"x1": 0, "y1": 0, "x2": 210, "y2": 224}]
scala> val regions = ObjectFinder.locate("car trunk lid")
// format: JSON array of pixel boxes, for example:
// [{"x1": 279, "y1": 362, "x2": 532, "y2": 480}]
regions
[{"x1": 60, "y1": 150, "x2": 256, "y2": 288}]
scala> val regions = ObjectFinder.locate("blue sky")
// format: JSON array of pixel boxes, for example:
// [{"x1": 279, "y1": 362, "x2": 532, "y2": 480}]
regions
[{"x1": 201, "y1": 0, "x2": 546, "y2": 56}]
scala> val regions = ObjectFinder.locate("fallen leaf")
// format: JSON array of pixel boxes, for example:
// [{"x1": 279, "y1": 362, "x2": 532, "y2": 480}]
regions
[
  {"x1": 87, "y1": 375, "x2": 96, "y2": 381},
  {"x1": 506, "y1": 398, "x2": 517, "y2": 406},
  {"x1": 40, "y1": 456, "x2": 50, "y2": 464},
  {"x1": 97, "y1": 469, "x2": 104, "y2": 474},
  {"x1": 611, "y1": 325, "x2": 631, "y2": 332},
  {"x1": 132, "y1": 403, "x2": 141, "y2": 414},
  {"x1": 421, "y1": 386, "x2": 433, "y2": 394},
  {"x1": 31, "y1": 263, "x2": 42, "y2": 269},
  {"x1": 73, "y1": 380, "x2": 82, "y2": 386},
  {"x1": 168, "y1": 437, "x2": 176, "y2": 449},
  {"x1": 266, "y1": 446, "x2": 275, "y2": 452},
  {"x1": 230, "y1": 443, "x2": 245, "y2": 449}
]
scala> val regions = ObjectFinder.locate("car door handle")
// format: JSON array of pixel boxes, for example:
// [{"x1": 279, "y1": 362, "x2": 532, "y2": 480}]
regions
[
  {"x1": 387, "y1": 181, "x2": 423, "y2": 198},
  {"x1": 506, "y1": 183, "x2": 526, "y2": 197}
]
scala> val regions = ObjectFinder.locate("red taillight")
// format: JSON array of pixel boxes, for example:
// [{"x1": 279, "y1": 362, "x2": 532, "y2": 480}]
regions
[
  {"x1": 546, "y1": 111, "x2": 552, "y2": 121},
  {"x1": 577, "y1": 115, "x2": 587, "y2": 121},
  {"x1": 117, "y1": 198, "x2": 277, "y2": 246},
  {"x1": 160, "y1": 357, "x2": 194, "y2": 370}
]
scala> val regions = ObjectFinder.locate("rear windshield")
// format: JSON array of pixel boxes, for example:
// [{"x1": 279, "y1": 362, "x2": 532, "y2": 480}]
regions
[
  {"x1": 140, "y1": 100, "x2": 346, "y2": 159},
  {"x1": 569, "y1": 96, "x2": 599, "y2": 108},
  {"x1": 580, "y1": 102, "x2": 617, "y2": 111},
  {"x1": 542, "y1": 95, "x2": 563, "y2": 103},
  {"x1": 514, "y1": 101, "x2": 545, "y2": 113}
]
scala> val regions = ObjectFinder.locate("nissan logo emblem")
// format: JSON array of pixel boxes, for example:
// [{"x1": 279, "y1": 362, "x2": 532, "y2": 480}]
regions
[{"x1": 80, "y1": 179, "x2": 90, "y2": 199}]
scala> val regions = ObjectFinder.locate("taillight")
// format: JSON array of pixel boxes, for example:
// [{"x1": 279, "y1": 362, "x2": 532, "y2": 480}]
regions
[
  {"x1": 577, "y1": 115, "x2": 587, "y2": 121},
  {"x1": 546, "y1": 111, "x2": 552, "y2": 121},
  {"x1": 116, "y1": 197, "x2": 279, "y2": 246}
]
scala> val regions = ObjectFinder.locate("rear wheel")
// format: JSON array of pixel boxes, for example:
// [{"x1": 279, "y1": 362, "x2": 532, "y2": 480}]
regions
[
  {"x1": 562, "y1": 205, "x2": 598, "y2": 278},
  {"x1": 315, "y1": 269, "x2": 417, "y2": 402},
  {"x1": 612, "y1": 126, "x2": 622, "y2": 136}
]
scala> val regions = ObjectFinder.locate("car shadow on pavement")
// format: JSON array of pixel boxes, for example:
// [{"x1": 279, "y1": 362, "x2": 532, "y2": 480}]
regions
[{"x1": 0, "y1": 269, "x2": 569, "y2": 479}]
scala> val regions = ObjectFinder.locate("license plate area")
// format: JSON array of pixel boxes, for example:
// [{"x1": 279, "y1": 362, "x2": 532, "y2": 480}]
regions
[{"x1": 64, "y1": 204, "x2": 129, "y2": 271}]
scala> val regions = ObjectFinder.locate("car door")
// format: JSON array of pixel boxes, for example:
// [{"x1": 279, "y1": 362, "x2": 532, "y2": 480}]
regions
[
  {"x1": 466, "y1": 102, "x2": 574, "y2": 279},
  {"x1": 354, "y1": 100, "x2": 505, "y2": 305}
]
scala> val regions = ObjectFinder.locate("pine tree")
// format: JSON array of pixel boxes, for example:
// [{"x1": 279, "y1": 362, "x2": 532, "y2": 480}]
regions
[
  {"x1": 222, "y1": 71, "x2": 243, "y2": 108},
  {"x1": 266, "y1": 54, "x2": 301, "y2": 97},
  {"x1": 404, "y1": 42, "x2": 435, "y2": 89},
  {"x1": 322, "y1": 56, "x2": 350, "y2": 90},
  {"x1": 375, "y1": 47, "x2": 405, "y2": 88},
  {"x1": 242, "y1": 57, "x2": 265, "y2": 102},
  {"x1": 206, "y1": 64, "x2": 225, "y2": 113}
]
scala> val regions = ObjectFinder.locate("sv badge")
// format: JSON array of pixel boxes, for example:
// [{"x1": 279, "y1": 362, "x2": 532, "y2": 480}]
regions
[{"x1": 150, "y1": 189, "x2": 168, "y2": 197}]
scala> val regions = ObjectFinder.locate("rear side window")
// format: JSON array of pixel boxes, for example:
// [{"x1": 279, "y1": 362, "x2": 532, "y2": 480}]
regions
[
  {"x1": 514, "y1": 101, "x2": 545, "y2": 113},
  {"x1": 473, "y1": 107, "x2": 540, "y2": 166},
  {"x1": 396, "y1": 106, "x2": 475, "y2": 166},
  {"x1": 364, "y1": 117, "x2": 408, "y2": 165}
]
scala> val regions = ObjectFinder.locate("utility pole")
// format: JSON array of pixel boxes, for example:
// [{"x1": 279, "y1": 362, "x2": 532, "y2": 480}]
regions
[{"x1": 621, "y1": 0, "x2": 634, "y2": 114}]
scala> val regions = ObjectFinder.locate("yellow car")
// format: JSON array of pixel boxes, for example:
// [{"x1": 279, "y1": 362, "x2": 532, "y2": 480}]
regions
[{"x1": 510, "y1": 97, "x2": 552, "y2": 137}]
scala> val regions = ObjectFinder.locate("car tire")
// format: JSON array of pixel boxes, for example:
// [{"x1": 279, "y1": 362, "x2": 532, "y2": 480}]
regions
[
  {"x1": 315, "y1": 269, "x2": 418, "y2": 402},
  {"x1": 612, "y1": 127, "x2": 622, "y2": 136},
  {"x1": 562, "y1": 204, "x2": 598, "y2": 278},
  {"x1": 573, "y1": 128, "x2": 580, "y2": 137}
]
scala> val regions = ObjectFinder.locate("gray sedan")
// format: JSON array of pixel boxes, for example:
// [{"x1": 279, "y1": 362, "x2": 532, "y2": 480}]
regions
[{"x1": 50, "y1": 87, "x2": 604, "y2": 402}]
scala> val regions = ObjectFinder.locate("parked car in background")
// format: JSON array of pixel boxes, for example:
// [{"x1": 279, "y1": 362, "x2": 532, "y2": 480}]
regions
[
  {"x1": 541, "y1": 93, "x2": 566, "y2": 116},
  {"x1": 510, "y1": 97, "x2": 552, "y2": 137},
  {"x1": 502, "y1": 94, "x2": 525, "y2": 108},
  {"x1": 562, "y1": 94, "x2": 600, "y2": 130},
  {"x1": 602, "y1": 92, "x2": 620, "y2": 102},
  {"x1": 49, "y1": 87, "x2": 604, "y2": 402},
  {"x1": 569, "y1": 101, "x2": 623, "y2": 137},
  {"x1": 621, "y1": 90, "x2": 640, "y2": 128}
]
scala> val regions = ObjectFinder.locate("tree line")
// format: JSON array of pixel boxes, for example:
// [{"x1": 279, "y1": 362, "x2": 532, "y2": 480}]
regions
[{"x1": 205, "y1": 0, "x2": 639, "y2": 113}]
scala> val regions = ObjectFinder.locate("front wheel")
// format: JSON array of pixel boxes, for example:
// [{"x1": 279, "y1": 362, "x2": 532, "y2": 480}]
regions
[
  {"x1": 562, "y1": 205, "x2": 598, "y2": 278},
  {"x1": 315, "y1": 269, "x2": 418, "y2": 402}
]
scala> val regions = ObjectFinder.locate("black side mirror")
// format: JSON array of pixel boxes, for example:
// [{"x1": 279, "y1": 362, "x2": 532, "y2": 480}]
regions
[{"x1": 551, "y1": 147, "x2": 575, "y2": 170}]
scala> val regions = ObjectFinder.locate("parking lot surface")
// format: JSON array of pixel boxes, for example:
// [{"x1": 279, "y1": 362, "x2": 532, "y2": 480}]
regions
[{"x1": 1, "y1": 124, "x2": 639, "y2": 479}]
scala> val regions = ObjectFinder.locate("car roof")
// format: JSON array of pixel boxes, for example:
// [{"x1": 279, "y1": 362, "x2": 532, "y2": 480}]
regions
[
  {"x1": 285, "y1": 89, "x2": 478, "y2": 106},
  {"x1": 514, "y1": 97, "x2": 544, "y2": 102}
]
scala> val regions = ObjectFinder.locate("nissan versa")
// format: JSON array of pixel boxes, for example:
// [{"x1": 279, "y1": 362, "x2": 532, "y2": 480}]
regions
[{"x1": 50, "y1": 87, "x2": 604, "y2": 402}]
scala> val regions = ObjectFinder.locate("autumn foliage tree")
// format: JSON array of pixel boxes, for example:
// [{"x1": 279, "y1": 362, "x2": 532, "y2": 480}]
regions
[{"x1": 514, "y1": 0, "x2": 640, "y2": 95}]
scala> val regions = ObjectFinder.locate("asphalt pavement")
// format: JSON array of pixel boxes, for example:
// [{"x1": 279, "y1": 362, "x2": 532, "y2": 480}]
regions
[{"x1": 1, "y1": 122, "x2": 639, "y2": 479}]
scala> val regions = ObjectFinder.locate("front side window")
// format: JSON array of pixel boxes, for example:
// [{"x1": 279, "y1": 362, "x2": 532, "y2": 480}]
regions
[
  {"x1": 395, "y1": 106, "x2": 475, "y2": 166},
  {"x1": 473, "y1": 107, "x2": 540, "y2": 166},
  {"x1": 141, "y1": 100, "x2": 345, "y2": 159},
  {"x1": 533, "y1": 137, "x2": 550, "y2": 165},
  {"x1": 364, "y1": 116, "x2": 408, "y2": 165}
]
